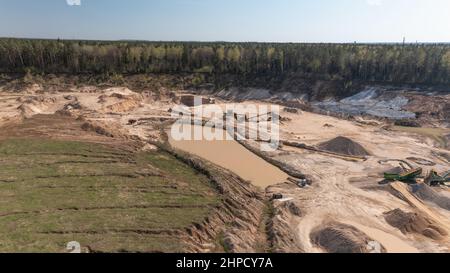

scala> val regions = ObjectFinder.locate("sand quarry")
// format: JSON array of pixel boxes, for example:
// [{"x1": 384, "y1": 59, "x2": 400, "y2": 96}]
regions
[{"x1": 0, "y1": 83, "x2": 449, "y2": 253}]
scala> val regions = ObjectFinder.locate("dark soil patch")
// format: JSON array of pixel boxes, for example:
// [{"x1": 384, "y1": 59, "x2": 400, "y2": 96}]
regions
[
  {"x1": 310, "y1": 222, "x2": 386, "y2": 253},
  {"x1": 410, "y1": 184, "x2": 450, "y2": 211},
  {"x1": 384, "y1": 209, "x2": 447, "y2": 240}
]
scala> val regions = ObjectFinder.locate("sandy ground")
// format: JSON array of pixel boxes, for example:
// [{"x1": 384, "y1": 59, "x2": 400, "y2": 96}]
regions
[
  {"x1": 0, "y1": 87, "x2": 449, "y2": 253},
  {"x1": 167, "y1": 101, "x2": 450, "y2": 253},
  {"x1": 267, "y1": 108, "x2": 450, "y2": 253}
]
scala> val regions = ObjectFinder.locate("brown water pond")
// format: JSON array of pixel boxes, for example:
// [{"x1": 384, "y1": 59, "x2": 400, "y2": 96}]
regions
[{"x1": 168, "y1": 125, "x2": 288, "y2": 188}]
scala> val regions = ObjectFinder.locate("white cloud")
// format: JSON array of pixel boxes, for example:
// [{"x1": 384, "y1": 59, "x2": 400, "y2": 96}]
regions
[
  {"x1": 367, "y1": 0, "x2": 383, "y2": 6},
  {"x1": 66, "y1": 0, "x2": 81, "y2": 6}
]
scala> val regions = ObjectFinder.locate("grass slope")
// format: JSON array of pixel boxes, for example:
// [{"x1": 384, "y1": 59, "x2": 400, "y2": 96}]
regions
[{"x1": 0, "y1": 138, "x2": 218, "y2": 253}]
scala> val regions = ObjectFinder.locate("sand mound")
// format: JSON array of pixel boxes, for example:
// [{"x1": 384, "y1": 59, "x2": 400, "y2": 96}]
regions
[
  {"x1": 106, "y1": 99, "x2": 141, "y2": 113},
  {"x1": 96, "y1": 88, "x2": 143, "y2": 113},
  {"x1": 385, "y1": 209, "x2": 447, "y2": 240},
  {"x1": 311, "y1": 222, "x2": 386, "y2": 253},
  {"x1": 410, "y1": 184, "x2": 450, "y2": 211},
  {"x1": 17, "y1": 104, "x2": 42, "y2": 118},
  {"x1": 422, "y1": 228, "x2": 446, "y2": 241},
  {"x1": 382, "y1": 167, "x2": 404, "y2": 175},
  {"x1": 317, "y1": 136, "x2": 370, "y2": 156},
  {"x1": 103, "y1": 87, "x2": 136, "y2": 97},
  {"x1": 16, "y1": 95, "x2": 58, "y2": 118}
]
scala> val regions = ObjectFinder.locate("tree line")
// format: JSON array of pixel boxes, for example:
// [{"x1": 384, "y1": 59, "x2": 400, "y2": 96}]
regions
[{"x1": 0, "y1": 38, "x2": 449, "y2": 85}]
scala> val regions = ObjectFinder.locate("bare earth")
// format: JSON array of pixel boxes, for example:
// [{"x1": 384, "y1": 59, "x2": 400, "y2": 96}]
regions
[{"x1": 0, "y1": 84, "x2": 449, "y2": 253}]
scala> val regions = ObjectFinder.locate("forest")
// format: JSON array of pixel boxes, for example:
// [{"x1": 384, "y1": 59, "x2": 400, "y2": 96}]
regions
[{"x1": 0, "y1": 38, "x2": 449, "y2": 85}]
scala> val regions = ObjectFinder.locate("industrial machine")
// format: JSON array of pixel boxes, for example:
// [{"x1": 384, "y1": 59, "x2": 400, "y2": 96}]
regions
[
  {"x1": 384, "y1": 168, "x2": 423, "y2": 183},
  {"x1": 424, "y1": 170, "x2": 450, "y2": 187}
]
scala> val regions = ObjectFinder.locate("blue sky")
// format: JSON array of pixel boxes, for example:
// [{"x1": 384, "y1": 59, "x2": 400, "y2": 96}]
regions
[{"x1": 0, "y1": 0, "x2": 449, "y2": 42}]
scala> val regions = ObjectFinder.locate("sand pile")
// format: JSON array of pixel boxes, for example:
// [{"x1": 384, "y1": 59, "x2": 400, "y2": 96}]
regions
[
  {"x1": 16, "y1": 96, "x2": 57, "y2": 118},
  {"x1": 383, "y1": 167, "x2": 404, "y2": 175},
  {"x1": 311, "y1": 222, "x2": 386, "y2": 253},
  {"x1": 410, "y1": 184, "x2": 450, "y2": 211},
  {"x1": 17, "y1": 104, "x2": 40, "y2": 118},
  {"x1": 106, "y1": 99, "x2": 141, "y2": 113},
  {"x1": 97, "y1": 88, "x2": 143, "y2": 113},
  {"x1": 317, "y1": 136, "x2": 370, "y2": 156},
  {"x1": 385, "y1": 209, "x2": 447, "y2": 240}
]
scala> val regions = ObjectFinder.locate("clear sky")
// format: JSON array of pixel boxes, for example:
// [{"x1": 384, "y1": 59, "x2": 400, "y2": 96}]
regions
[{"x1": 0, "y1": 0, "x2": 449, "y2": 43}]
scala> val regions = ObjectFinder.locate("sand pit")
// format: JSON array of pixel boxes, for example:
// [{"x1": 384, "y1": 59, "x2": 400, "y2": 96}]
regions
[
  {"x1": 317, "y1": 136, "x2": 370, "y2": 156},
  {"x1": 0, "y1": 85, "x2": 449, "y2": 253}
]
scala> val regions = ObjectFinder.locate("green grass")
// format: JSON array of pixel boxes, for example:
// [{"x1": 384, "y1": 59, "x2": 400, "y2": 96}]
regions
[
  {"x1": 391, "y1": 126, "x2": 450, "y2": 148},
  {"x1": 0, "y1": 138, "x2": 219, "y2": 253}
]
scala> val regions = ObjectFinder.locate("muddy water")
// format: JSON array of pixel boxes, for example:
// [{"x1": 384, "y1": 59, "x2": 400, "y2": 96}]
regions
[{"x1": 168, "y1": 125, "x2": 289, "y2": 188}]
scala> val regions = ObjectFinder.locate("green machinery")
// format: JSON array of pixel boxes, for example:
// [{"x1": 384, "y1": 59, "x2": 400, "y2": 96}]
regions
[
  {"x1": 424, "y1": 170, "x2": 450, "y2": 187},
  {"x1": 384, "y1": 168, "x2": 423, "y2": 183}
]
